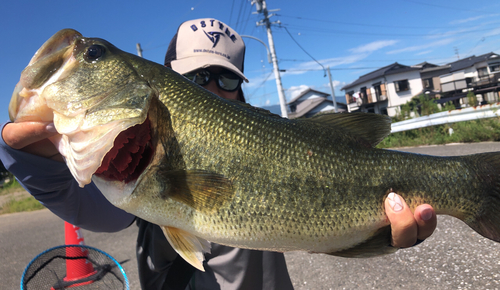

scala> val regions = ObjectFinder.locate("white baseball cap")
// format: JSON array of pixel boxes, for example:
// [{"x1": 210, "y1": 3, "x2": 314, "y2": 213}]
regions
[{"x1": 164, "y1": 18, "x2": 248, "y2": 82}]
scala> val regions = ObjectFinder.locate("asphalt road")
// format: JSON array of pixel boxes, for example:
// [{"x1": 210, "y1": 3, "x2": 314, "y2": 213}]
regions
[{"x1": 1, "y1": 142, "x2": 500, "y2": 289}]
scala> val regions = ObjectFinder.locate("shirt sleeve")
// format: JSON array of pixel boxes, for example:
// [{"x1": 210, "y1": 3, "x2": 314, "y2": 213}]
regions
[{"x1": 0, "y1": 122, "x2": 135, "y2": 232}]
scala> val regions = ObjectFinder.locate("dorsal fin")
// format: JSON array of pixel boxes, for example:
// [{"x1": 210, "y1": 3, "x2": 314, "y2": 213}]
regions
[
  {"x1": 303, "y1": 112, "x2": 391, "y2": 147},
  {"x1": 226, "y1": 99, "x2": 283, "y2": 120},
  {"x1": 227, "y1": 99, "x2": 391, "y2": 147}
]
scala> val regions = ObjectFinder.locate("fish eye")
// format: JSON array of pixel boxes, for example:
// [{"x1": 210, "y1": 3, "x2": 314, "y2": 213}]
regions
[{"x1": 86, "y1": 45, "x2": 105, "y2": 61}]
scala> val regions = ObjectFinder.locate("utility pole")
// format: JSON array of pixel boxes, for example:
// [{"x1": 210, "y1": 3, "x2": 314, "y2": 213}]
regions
[
  {"x1": 327, "y1": 66, "x2": 338, "y2": 113},
  {"x1": 252, "y1": 0, "x2": 288, "y2": 118},
  {"x1": 136, "y1": 43, "x2": 143, "y2": 58}
]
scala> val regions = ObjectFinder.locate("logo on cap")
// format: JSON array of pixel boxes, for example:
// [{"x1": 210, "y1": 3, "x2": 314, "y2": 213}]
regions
[{"x1": 203, "y1": 31, "x2": 225, "y2": 48}]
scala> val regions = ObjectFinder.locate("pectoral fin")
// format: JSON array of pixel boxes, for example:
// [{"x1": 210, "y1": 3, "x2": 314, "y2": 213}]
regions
[
  {"x1": 161, "y1": 226, "x2": 211, "y2": 272},
  {"x1": 160, "y1": 170, "x2": 234, "y2": 214}
]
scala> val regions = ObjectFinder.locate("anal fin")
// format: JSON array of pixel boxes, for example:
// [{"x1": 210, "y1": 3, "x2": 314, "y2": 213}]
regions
[
  {"x1": 327, "y1": 226, "x2": 398, "y2": 258},
  {"x1": 161, "y1": 226, "x2": 211, "y2": 272}
]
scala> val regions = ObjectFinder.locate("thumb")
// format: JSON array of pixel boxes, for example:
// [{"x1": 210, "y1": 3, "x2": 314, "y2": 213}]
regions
[
  {"x1": 3, "y1": 122, "x2": 58, "y2": 149},
  {"x1": 385, "y1": 192, "x2": 418, "y2": 248}
]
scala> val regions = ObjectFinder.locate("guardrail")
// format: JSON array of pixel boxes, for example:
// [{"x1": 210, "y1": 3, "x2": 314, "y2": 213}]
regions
[{"x1": 390, "y1": 103, "x2": 500, "y2": 133}]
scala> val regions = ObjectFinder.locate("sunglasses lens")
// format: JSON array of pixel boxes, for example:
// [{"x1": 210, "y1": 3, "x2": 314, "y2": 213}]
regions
[
  {"x1": 218, "y1": 73, "x2": 241, "y2": 91},
  {"x1": 184, "y1": 70, "x2": 211, "y2": 86},
  {"x1": 184, "y1": 69, "x2": 242, "y2": 91}
]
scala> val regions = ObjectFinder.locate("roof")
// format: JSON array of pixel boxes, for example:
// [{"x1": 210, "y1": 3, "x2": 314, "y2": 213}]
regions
[
  {"x1": 341, "y1": 62, "x2": 419, "y2": 91},
  {"x1": 288, "y1": 88, "x2": 329, "y2": 104},
  {"x1": 420, "y1": 64, "x2": 451, "y2": 73},
  {"x1": 447, "y1": 52, "x2": 499, "y2": 72},
  {"x1": 288, "y1": 97, "x2": 326, "y2": 119},
  {"x1": 411, "y1": 62, "x2": 439, "y2": 69}
]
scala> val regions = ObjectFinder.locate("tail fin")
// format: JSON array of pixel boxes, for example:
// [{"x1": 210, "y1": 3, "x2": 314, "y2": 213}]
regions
[{"x1": 463, "y1": 152, "x2": 500, "y2": 243}]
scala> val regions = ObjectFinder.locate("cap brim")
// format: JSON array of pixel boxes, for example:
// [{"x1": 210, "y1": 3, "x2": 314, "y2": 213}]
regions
[{"x1": 171, "y1": 56, "x2": 249, "y2": 83}]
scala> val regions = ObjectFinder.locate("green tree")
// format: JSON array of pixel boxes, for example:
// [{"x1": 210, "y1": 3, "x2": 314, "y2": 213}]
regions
[
  {"x1": 417, "y1": 94, "x2": 440, "y2": 116},
  {"x1": 466, "y1": 91, "x2": 477, "y2": 107},
  {"x1": 441, "y1": 101, "x2": 456, "y2": 111}
]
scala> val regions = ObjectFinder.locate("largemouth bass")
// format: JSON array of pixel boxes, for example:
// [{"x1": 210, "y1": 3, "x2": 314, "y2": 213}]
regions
[{"x1": 10, "y1": 29, "x2": 500, "y2": 271}]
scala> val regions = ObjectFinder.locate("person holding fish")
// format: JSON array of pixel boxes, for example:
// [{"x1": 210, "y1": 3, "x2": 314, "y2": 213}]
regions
[{"x1": 1, "y1": 19, "x2": 438, "y2": 289}]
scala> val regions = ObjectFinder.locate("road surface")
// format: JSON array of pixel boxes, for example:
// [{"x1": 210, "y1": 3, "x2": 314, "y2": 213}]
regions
[{"x1": 1, "y1": 142, "x2": 499, "y2": 289}]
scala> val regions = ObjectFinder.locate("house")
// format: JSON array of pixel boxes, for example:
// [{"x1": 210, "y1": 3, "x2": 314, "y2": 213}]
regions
[
  {"x1": 287, "y1": 88, "x2": 347, "y2": 119},
  {"x1": 341, "y1": 62, "x2": 444, "y2": 117},
  {"x1": 439, "y1": 52, "x2": 500, "y2": 106},
  {"x1": 340, "y1": 52, "x2": 500, "y2": 117}
]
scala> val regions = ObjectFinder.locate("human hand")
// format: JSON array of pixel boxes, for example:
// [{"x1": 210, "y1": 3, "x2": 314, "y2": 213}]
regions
[
  {"x1": 385, "y1": 192, "x2": 437, "y2": 248},
  {"x1": 2, "y1": 122, "x2": 63, "y2": 162}
]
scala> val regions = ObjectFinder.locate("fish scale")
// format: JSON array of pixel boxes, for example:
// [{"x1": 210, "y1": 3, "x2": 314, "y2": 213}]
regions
[{"x1": 9, "y1": 29, "x2": 500, "y2": 271}]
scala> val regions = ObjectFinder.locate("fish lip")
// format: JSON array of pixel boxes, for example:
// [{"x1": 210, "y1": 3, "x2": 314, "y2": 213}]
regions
[
  {"x1": 10, "y1": 29, "x2": 82, "y2": 121},
  {"x1": 28, "y1": 29, "x2": 81, "y2": 66},
  {"x1": 21, "y1": 29, "x2": 82, "y2": 90}
]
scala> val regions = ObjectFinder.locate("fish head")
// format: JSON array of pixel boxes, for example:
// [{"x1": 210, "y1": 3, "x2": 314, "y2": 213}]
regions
[{"x1": 10, "y1": 29, "x2": 156, "y2": 188}]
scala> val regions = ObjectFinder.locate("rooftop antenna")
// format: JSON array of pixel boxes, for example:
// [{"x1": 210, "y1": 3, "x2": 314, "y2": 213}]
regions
[{"x1": 454, "y1": 47, "x2": 460, "y2": 60}]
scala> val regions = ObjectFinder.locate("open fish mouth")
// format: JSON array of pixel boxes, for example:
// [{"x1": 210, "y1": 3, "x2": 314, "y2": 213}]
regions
[{"x1": 94, "y1": 119, "x2": 154, "y2": 183}]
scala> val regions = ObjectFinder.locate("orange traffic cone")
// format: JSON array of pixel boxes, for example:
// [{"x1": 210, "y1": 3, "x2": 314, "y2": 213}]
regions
[{"x1": 58, "y1": 222, "x2": 97, "y2": 288}]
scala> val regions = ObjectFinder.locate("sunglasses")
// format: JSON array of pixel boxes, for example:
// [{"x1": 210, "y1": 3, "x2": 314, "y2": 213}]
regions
[{"x1": 183, "y1": 69, "x2": 242, "y2": 92}]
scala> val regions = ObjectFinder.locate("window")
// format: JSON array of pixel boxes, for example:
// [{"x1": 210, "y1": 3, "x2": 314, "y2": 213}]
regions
[
  {"x1": 478, "y1": 67, "x2": 488, "y2": 78},
  {"x1": 395, "y1": 80, "x2": 410, "y2": 92},
  {"x1": 289, "y1": 104, "x2": 296, "y2": 113},
  {"x1": 373, "y1": 82, "x2": 382, "y2": 98},
  {"x1": 423, "y1": 78, "x2": 434, "y2": 90},
  {"x1": 489, "y1": 62, "x2": 500, "y2": 73},
  {"x1": 346, "y1": 91, "x2": 355, "y2": 104},
  {"x1": 360, "y1": 87, "x2": 367, "y2": 103}
]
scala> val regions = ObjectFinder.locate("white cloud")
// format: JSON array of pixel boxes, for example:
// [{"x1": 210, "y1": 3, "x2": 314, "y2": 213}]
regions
[
  {"x1": 416, "y1": 50, "x2": 433, "y2": 56},
  {"x1": 484, "y1": 27, "x2": 500, "y2": 37},
  {"x1": 259, "y1": 40, "x2": 399, "y2": 79},
  {"x1": 287, "y1": 85, "x2": 310, "y2": 100},
  {"x1": 387, "y1": 38, "x2": 455, "y2": 54},
  {"x1": 349, "y1": 40, "x2": 399, "y2": 54},
  {"x1": 450, "y1": 15, "x2": 486, "y2": 25},
  {"x1": 449, "y1": 13, "x2": 500, "y2": 25}
]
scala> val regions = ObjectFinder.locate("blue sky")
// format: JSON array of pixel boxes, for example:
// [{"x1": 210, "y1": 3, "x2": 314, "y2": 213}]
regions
[{"x1": 2, "y1": 0, "x2": 500, "y2": 121}]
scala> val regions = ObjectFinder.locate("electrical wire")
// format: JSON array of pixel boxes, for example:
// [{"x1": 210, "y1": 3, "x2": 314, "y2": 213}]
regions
[
  {"x1": 402, "y1": 0, "x2": 490, "y2": 13},
  {"x1": 282, "y1": 26, "x2": 326, "y2": 76},
  {"x1": 277, "y1": 14, "x2": 500, "y2": 30},
  {"x1": 246, "y1": 71, "x2": 274, "y2": 99},
  {"x1": 278, "y1": 23, "x2": 498, "y2": 38},
  {"x1": 229, "y1": 0, "x2": 236, "y2": 26}
]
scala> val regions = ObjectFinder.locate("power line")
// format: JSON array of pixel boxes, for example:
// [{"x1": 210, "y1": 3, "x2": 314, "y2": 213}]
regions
[
  {"x1": 277, "y1": 14, "x2": 500, "y2": 30},
  {"x1": 279, "y1": 23, "x2": 500, "y2": 38},
  {"x1": 402, "y1": 0, "x2": 490, "y2": 13},
  {"x1": 234, "y1": 0, "x2": 246, "y2": 32},
  {"x1": 246, "y1": 71, "x2": 274, "y2": 99},
  {"x1": 229, "y1": 0, "x2": 236, "y2": 26},
  {"x1": 282, "y1": 26, "x2": 326, "y2": 76}
]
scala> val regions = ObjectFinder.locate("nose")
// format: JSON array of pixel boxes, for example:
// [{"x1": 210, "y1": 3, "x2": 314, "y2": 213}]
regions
[{"x1": 203, "y1": 78, "x2": 219, "y2": 94}]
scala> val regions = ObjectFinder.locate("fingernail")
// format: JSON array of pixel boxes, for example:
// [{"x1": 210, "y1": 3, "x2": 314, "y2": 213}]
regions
[
  {"x1": 420, "y1": 208, "x2": 433, "y2": 221},
  {"x1": 46, "y1": 123, "x2": 57, "y2": 133},
  {"x1": 388, "y1": 192, "x2": 404, "y2": 212}
]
